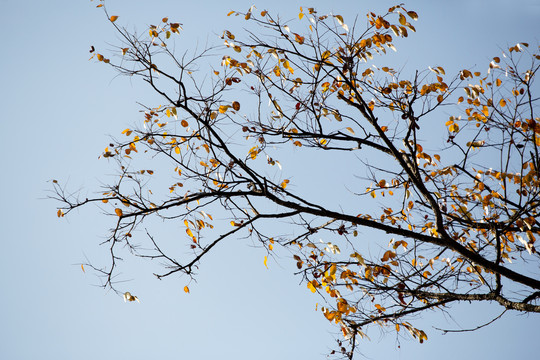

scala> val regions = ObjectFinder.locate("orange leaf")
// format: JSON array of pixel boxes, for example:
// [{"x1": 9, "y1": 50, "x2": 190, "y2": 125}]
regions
[
  {"x1": 184, "y1": 286, "x2": 190, "y2": 293},
  {"x1": 115, "y1": 208, "x2": 123, "y2": 217},
  {"x1": 110, "y1": 16, "x2": 119, "y2": 22}
]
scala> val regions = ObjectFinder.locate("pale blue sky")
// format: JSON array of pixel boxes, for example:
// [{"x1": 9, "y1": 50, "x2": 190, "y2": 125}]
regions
[{"x1": 1, "y1": 0, "x2": 539, "y2": 359}]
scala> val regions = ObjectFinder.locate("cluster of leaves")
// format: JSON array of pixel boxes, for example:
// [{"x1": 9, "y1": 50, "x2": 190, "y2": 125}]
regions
[{"x1": 54, "y1": 3, "x2": 540, "y2": 359}]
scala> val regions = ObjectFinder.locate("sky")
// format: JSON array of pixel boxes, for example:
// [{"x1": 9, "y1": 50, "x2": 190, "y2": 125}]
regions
[{"x1": 1, "y1": 0, "x2": 539, "y2": 359}]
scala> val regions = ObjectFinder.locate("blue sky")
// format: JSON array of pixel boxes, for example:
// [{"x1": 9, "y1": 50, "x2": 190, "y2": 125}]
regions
[{"x1": 1, "y1": 0, "x2": 539, "y2": 359}]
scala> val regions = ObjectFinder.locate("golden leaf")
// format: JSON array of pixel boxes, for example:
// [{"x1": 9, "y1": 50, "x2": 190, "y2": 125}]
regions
[
  {"x1": 123, "y1": 292, "x2": 140, "y2": 303},
  {"x1": 184, "y1": 286, "x2": 190, "y2": 293},
  {"x1": 407, "y1": 11, "x2": 418, "y2": 20},
  {"x1": 115, "y1": 208, "x2": 123, "y2": 217},
  {"x1": 264, "y1": 255, "x2": 268, "y2": 268},
  {"x1": 110, "y1": 16, "x2": 119, "y2": 22}
]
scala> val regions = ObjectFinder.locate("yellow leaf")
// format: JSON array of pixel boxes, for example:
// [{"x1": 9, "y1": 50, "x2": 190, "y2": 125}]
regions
[
  {"x1": 346, "y1": 127, "x2": 355, "y2": 134},
  {"x1": 398, "y1": 12, "x2": 406, "y2": 25},
  {"x1": 186, "y1": 228, "x2": 193, "y2": 237},
  {"x1": 329, "y1": 264, "x2": 337, "y2": 276},
  {"x1": 110, "y1": 16, "x2": 119, "y2": 22},
  {"x1": 57, "y1": 209, "x2": 64, "y2": 218},
  {"x1": 184, "y1": 286, "x2": 190, "y2": 293},
  {"x1": 219, "y1": 105, "x2": 229, "y2": 114},
  {"x1": 174, "y1": 146, "x2": 180, "y2": 154},
  {"x1": 499, "y1": 98, "x2": 506, "y2": 107},
  {"x1": 407, "y1": 11, "x2": 418, "y2": 20},
  {"x1": 123, "y1": 292, "x2": 140, "y2": 303},
  {"x1": 299, "y1": 12, "x2": 304, "y2": 20},
  {"x1": 307, "y1": 281, "x2": 316, "y2": 293},
  {"x1": 264, "y1": 255, "x2": 268, "y2": 268},
  {"x1": 96, "y1": 54, "x2": 104, "y2": 61},
  {"x1": 281, "y1": 179, "x2": 290, "y2": 189},
  {"x1": 81, "y1": 264, "x2": 85, "y2": 273},
  {"x1": 115, "y1": 208, "x2": 123, "y2": 217}
]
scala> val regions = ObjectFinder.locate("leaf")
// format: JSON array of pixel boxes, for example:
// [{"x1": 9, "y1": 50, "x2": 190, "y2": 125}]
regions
[
  {"x1": 184, "y1": 286, "x2": 190, "y2": 293},
  {"x1": 81, "y1": 264, "x2": 85, "y2": 273},
  {"x1": 123, "y1": 292, "x2": 140, "y2": 303},
  {"x1": 181, "y1": 120, "x2": 189, "y2": 127},
  {"x1": 398, "y1": 12, "x2": 406, "y2": 25},
  {"x1": 115, "y1": 208, "x2": 123, "y2": 217},
  {"x1": 407, "y1": 11, "x2": 418, "y2": 20},
  {"x1": 294, "y1": 33, "x2": 305, "y2": 44},
  {"x1": 499, "y1": 98, "x2": 506, "y2": 107},
  {"x1": 346, "y1": 127, "x2": 355, "y2": 134},
  {"x1": 264, "y1": 255, "x2": 268, "y2": 268},
  {"x1": 110, "y1": 16, "x2": 119, "y2": 22},
  {"x1": 232, "y1": 101, "x2": 241, "y2": 111}
]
